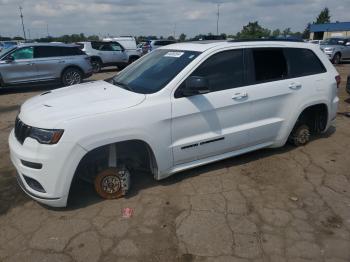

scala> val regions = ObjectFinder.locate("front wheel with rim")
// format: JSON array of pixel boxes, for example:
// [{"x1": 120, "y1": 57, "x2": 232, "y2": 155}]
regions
[
  {"x1": 332, "y1": 53, "x2": 341, "y2": 65},
  {"x1": 288, "y1": 124, "x2": 310, "y2": 146},
  {"x1": 91, "y1": 59, "x2": 102, "y2": 73},
  {"x1": 61, "y1": 68, "x2": 82, "y2": 86},
  {"x1": 94, "y1": 167, "x2": 131, "y2": 199}
]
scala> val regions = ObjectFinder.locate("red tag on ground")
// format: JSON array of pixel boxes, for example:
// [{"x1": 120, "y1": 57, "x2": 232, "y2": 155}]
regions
[{"x1": 122, "y1": 207, "x2": 133, "y2": 218}]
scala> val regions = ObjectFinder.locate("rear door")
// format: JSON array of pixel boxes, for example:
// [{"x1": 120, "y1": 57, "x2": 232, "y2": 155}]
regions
[
  {"x1": 244, "y1": 48, "x2": 294, "y2": 145},
  {"x1": 110, "y1": 42, "x2": 128, "y2": 63},
  {"x1": 171, "y1": 49, "x2": 252, "y2": 165},
  {"x1": 97, "y1": 43, "x2": 115, "y2": 64},
  {"x1": 34, "y1": 46, "x2": 64, "y2": 80},
  {"x1": 245, "y1": 47, "x2": 327, "y2": 146},
  {"x1": 0, "y1": 46, "x2": 37, "y2": 84}
]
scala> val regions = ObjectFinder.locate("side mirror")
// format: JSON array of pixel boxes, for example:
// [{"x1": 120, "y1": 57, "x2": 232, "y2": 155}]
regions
[
  {"x1": 182, "y1": 76, "x2": 210, "y2": 97},
  {"x1": 5, "y1": 55, "x2": 14, "y2": 63}
]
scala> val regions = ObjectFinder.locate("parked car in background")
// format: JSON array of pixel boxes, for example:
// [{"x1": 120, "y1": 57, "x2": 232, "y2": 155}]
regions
[
  {"x1": 79, "y1": 39, "x2": 140, "y2": 73},
  {"x1": 103, "y1": 36, "x2": 142, "y2": 59},
  {"x1": 320, "y1": 37, "x2": 350, "y2": 64},
  {"x1": 144, "y1": 40, "x2": 177, "y2": 53},
  {"x1": 0, "y1": 41, "x2": 17, "y2": 52},
  {"x1": 308, "y1": 40, "x2": 323, "y2": 45},
  {"x1": 9, "y1": 40, "x2": 339, "y2": 207},
  {"x1": 0, "y1": 43, "x2": 92, "y2": 87}
]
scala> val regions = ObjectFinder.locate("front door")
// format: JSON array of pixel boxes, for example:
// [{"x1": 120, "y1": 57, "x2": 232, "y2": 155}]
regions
[
  {"x1": 0, "y1": 46, "x2": 37, "y2": 84},
  {"x1": 171, "y1": 49, "x2": 252, "y2": 165}
]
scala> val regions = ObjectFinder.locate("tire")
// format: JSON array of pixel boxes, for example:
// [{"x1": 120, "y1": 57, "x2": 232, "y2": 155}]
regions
[
  {"x1": 117, "y1": 63, "x2": 127, "y2": 70},
  {"x1": 332, "y1": 53, "x2": 341, "y2": 65},
  {"x1": 91, "y1": 59, "x2": 102, "y2": 73},
  {"x1": 61, "y1": 68, "x2": 83, "y2": 86},
  {"x1": 288, "y1": 124, "x2": 310, "y2": 146},
  {"x1": 128, "y1": 56, "x2": 138, "y2": 64},
  {"x1": 94, "y1": 166, "x2": 130, "y2": 199}
]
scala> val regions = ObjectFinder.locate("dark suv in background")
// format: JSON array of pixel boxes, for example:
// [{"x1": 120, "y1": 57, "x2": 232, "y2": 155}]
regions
[{"x1": 0, "y1": 43, "x2": 93, "y2": 87}]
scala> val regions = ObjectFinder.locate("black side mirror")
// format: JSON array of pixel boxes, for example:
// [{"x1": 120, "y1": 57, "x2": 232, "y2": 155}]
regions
[
  {"x1": 182, "y1": 76, "x2": 210, "y2": 97},
  {"x1": 5, "y1": 55, "x2": 14, "y2": 63}
]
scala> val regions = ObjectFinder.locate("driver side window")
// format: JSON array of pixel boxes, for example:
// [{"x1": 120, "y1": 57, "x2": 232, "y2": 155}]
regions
[
  {"x1": 11, "y1": 47, "x2": 34, "y2": 60},
  {"x1": 175, "y1": 49, "x2": 244, "y2": 98}
]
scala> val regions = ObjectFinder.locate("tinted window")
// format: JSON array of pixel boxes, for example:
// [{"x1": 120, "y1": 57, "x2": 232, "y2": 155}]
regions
[
  {"x1": 60, "y1": 47, "x2": 84, "y2": 56},
  {"x1": 91, "y1": 42, "x2": 102, "y2": 50},
  {"x1": 35, "y1": 46, "x2": 61, "y2": 58},
  {"x1": 11, "y1": 47, "x2": 34, "y2": 60},
  {"x1": 99, "y1": 43, "x2": 113, "y2": 51},
  {"x1": 187, "y1": 49, "x2": 244, "y2": 93},
  {"x1": 252, "y1": 48, "x2": 287, "y2": 82},
  {"x1": 284, "y1": 48, "x2": 326, "y2": 77}
]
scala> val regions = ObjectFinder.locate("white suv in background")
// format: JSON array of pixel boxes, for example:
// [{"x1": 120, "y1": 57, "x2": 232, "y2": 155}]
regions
[
  {"x1": 78, "y1": 40, "x2": 140, "y2": 72},
  {"x1": 9, "y1": 40, "x2": 339, "y2": 207}
]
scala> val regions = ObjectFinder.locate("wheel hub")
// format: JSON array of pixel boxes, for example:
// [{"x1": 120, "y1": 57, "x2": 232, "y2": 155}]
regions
[{"x1": 101, "y1": 175, "x2": 121, "y2": 194}]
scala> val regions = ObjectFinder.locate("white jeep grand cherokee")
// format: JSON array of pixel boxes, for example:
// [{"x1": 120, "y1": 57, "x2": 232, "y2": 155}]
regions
[{"x1": 9, "y1": 40, "x2": 339, "y2": 207}]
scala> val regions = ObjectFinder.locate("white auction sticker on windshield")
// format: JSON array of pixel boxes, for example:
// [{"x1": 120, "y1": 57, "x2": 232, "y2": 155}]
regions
[{"x1": 164, "y1": 51, "x2": 184, "y2": 58}]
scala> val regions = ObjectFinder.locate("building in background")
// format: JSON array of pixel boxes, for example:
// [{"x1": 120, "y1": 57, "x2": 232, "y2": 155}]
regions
[{"x1": 310, "y1": 22, "x2": 350, "y2": 40}]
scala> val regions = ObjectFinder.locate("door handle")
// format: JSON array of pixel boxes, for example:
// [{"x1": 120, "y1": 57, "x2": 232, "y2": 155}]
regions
[
  {"x1": 289, "y1": 83, "x2": 302, "y2": 90},
  {"x1": 58, "y1": 60, "x2": 65, "y2": 64},
  {"x1": 26, "y1": 62, "x2": 34, "y2": 66},
  {"x1": 232, "y1": 92, "x2": 248, "y2": 100}
]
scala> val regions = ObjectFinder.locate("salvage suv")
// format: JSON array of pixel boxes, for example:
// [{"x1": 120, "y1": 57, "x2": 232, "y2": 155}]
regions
[{"x1": 9, "y1": 40, "x2": 339, "y2": 207}]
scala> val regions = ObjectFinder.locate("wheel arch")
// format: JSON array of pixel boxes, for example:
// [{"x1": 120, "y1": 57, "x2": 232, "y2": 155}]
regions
[
  {"x1": 67, "y1": 138, "x2": 159, "y2": 198},
  {"x1": 288, "y1": 102, "x2": 329, "y2": 138},
  {"x1": 60, "y1": 64, "x2": 84, "y2": 77}
]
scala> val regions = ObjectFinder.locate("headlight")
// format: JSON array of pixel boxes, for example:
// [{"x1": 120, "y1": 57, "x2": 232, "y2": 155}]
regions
[
  {"x1": 29, "y1": 128, "x2": 64, "y2": 144},
  {"x1": 325, "y1": 47, "x2": 334, "y2": 52}
]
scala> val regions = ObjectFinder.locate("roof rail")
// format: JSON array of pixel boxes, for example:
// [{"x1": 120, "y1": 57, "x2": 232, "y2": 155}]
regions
[{"x1": 228, "y1": 38, "x2": 304, "y2": 43}]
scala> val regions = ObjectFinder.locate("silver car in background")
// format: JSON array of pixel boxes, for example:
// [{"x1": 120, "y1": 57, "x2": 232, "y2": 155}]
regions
[
  {"x1": 0, "y1": 43, "x2": 93, "y2": 87},
  {"x1": 320, "y1": 37, "x2": 350, "y2": 64}
]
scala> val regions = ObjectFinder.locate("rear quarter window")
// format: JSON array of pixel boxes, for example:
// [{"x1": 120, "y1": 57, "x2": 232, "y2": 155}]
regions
[
  {"x1": 60, "y1": 47, "x2": 85, "y2": 56},
  {"x1": 283, "y1": 48, "x2": 326, "y2": 77}
]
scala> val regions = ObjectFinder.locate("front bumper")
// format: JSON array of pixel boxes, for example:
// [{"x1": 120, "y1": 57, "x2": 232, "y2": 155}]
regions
[{"x1": 9, "y1": 130, "x2": 86, "y2": 207}]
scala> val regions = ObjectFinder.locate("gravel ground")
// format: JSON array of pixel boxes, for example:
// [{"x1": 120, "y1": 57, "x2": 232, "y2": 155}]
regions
[{"x1": 0, "y1": 65, "x2": 350, "y2": 262}]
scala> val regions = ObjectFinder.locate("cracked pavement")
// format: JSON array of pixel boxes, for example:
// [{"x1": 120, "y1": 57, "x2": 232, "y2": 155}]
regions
[{"x1": 0, "y1": 65, "x2": 350, "y2": 262}]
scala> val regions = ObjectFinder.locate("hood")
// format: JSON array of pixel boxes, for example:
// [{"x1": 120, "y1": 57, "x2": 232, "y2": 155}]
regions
[{"x1": 19, "y1": 80, "x2": 146, "y2": 128}]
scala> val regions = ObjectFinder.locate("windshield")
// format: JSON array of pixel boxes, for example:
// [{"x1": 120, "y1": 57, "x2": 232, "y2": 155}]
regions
[
  {"x1": 112, "y1": 49, "x2": 200, "y2": 94},
  {"x1": 0, "y1": 46, "x2": 16, "y2": 59},
  {"x1": 321, "y1": 38, "x2": 344, "y2": 45}
]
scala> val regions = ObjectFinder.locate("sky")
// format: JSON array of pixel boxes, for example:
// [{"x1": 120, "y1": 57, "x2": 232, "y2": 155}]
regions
[{"x1": 0, "y1": 0, "x2": 349, "y2": 39}]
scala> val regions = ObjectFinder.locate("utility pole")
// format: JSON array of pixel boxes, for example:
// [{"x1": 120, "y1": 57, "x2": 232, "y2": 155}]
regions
[
  {"x1": 19, "y1": 6, "x2": 26, "y2": 41},
  {"x1": 216, "y1": 3, "x2": 220, "y2": 36},
  {"x1": 46, "y1": 23, "x2": 50, "y2": 38},
  {"x1": 173, "y1": 23, "x2": 176, "y2": 39}
]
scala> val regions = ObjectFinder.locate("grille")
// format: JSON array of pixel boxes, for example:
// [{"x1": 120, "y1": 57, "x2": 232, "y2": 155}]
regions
[{"x1": 14, "y1": 117, "x2": 31, "y2": 144}]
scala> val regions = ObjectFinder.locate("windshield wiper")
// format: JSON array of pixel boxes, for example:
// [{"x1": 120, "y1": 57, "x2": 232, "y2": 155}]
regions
[{"x1": 112, "y1": 79, "x2": 133, "y2": 92}]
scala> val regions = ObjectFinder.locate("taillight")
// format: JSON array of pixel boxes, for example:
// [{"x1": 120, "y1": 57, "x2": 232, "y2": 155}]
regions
[{"x1": 335, "y1": 75, "x2": 341, "y2": 88}]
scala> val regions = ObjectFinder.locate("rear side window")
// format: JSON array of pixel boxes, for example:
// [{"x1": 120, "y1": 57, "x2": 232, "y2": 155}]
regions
[
  {"x1": 284, "y1": 48, "x2": 326, "y2": 77},
  {"x1": 187, "y1": 49, "x2": 244, "y2": 93},
  {"x1": 60, "y1": 47, "x2": 85, "y2": 56},
  {"x1": 35, "y1": 46, "x2": 61, "y2": 58},
  {"x1": 35, "y1": 46, "x2": 84, "y2": 58},
  {"x1": 252, "y1": 48, "x2": 287, "y2": 82},
  {"x1": 91, "y1": 42, "x2": 102, "y2": 50}
]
